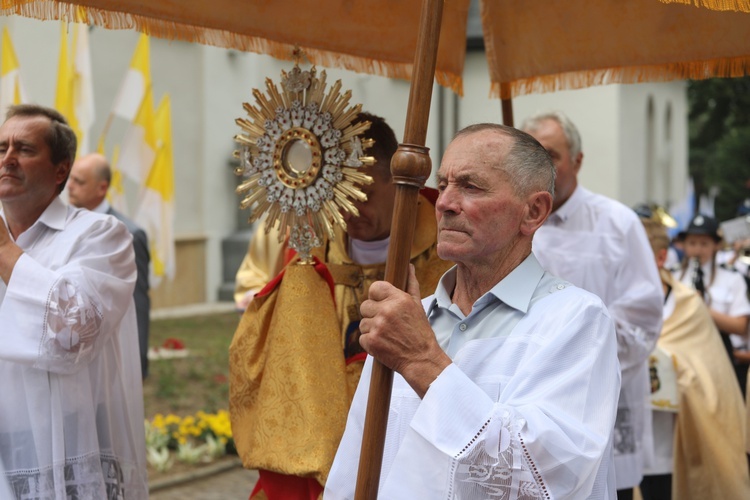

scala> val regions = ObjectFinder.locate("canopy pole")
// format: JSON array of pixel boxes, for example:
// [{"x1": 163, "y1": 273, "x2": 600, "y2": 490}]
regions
[
  {"x1": 353, "y1": 0, "x2": 443, "y2": 497},
  {"x1": 501, "y1": 83, "x2": 514, "y2": 126}
]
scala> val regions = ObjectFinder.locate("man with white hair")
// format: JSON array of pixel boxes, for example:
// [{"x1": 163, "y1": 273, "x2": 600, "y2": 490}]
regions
[{"x1": 522, "y1": 111, "x2": 663, "y2": 500}]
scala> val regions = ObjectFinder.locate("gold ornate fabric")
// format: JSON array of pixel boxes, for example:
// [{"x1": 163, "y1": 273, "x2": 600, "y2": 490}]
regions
[
  {"x1": 234, "y1": 224, "x2": 285, "y2": 306},
  {"x1": 229, "y1": 193, "x2": 452, "y2": 487},
  {"x1": 229, "y1": 263, "x2": 349, "y2": 485},
  {"x1": 658, "y1": 270, "x2": 750, "y2": 499}
]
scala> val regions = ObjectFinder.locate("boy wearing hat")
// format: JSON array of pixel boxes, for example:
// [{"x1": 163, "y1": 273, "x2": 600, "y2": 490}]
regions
[{"x1": 674, "y1": 213, "x2": 750, "y2": 394}]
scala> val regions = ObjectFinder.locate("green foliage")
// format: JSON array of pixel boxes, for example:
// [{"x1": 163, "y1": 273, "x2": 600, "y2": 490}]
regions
[
  {"x1": 144, "y1": 312, "x2": 239, "y2": 417},
  {"x1": 688, "y1": 77, "x2": 750, "y2": 221}
]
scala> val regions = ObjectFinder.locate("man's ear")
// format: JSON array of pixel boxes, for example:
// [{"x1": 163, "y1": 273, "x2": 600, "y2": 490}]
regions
[
  {"x1": 573, "y1": 151, "x2": 583, "y2": 175},
  {"x1": 97, "y1": 179, "x2": 110, "y2": 199},
  {"x1": 520, "y1": 191, "x2": 553, "y2": 236},
  {"x1": 55, "y1": 161, "x2": 71, "y2": 187}
]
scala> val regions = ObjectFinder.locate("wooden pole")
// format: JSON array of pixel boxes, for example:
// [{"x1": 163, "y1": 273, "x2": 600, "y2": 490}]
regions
[
  {"x1": 353, "y1": 0, "x2": 443, "y2": 497},
  {"x1": 501, "y1": 84, "x2": 514, "y2": 127}
]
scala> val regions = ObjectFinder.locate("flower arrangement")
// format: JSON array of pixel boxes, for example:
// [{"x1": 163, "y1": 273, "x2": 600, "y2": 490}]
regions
[{"x1": 145, "y1": 410, "x2": 234, "y2": 472}]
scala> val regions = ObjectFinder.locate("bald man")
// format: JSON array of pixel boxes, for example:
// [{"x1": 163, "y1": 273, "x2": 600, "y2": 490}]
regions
[{"x1": 68, "y1": 153, "x2": 151, "y2": 379}]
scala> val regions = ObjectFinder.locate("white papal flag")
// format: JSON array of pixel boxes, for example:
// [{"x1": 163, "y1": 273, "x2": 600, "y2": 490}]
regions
[
  {"x1": 111, "y1": 34, "x2": 154, "y2": 185},
  {"x1": 135, "y1": 94, "x2": 175, "y2": 286},
  {"x1": 72, "y1": 23, "x2": 95, "y2": 155},
  {"x1": 111, "y1": 33, "x2": 150, "y2": 121}
]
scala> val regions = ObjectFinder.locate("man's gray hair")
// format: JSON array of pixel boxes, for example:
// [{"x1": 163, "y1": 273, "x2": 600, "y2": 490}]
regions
[
  {"x1": 520, "y1": 111, "x2": 582, "y2": 160},
  {"x1": 454, "y1": 123, "x2": 555, "y2": 198}
]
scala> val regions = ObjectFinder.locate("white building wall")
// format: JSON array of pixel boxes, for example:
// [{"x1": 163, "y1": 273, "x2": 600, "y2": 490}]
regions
[
  {"x1": 618, "y1": 82, "x2": 689, "y2": 209},
  {"x1": 0, "y1": 18, "x2": 689, "y2": 307}
]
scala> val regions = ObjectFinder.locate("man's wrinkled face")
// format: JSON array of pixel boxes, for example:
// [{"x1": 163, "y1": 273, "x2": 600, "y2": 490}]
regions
[
  {"x1": 435, "y1": 130, "x2": 527, "y2": 267},
  {"x1": 343, "y1": 160, "x2": 396, "y2": 242},
  {"x1": 0, "y1": 115, "x2": 67, "y2": 205}
]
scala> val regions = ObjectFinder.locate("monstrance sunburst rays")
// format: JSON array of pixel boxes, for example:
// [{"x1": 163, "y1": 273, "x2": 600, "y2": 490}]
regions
[{"x1": 233, "y1": 64, "x2": 375, "y2": 261}]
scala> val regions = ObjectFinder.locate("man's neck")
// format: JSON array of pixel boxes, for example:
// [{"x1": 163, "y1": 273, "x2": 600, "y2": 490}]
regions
[
  {"x1": 551, "y1": 183, "x2": 579, "y2": 214},
  {"x1": 91, "y1": 198, "x2": 110, "y2": 214},
  {"x1": 2, "y1": 195, "x2": 56, "y2": 239},
  {"x1": 451, "y1": 240, "x2": 531, "y2": 315}
]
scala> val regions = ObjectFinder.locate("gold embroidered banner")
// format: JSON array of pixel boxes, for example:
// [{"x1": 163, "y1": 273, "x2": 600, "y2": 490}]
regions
[
  {"x1": 483, "y1": 0, "x2": 750, "y2": 98},
  {"x1": 0, "y1": 0, "x2": 469, "y2": 94},
  {"x1": 2, "y1": 0, "x2": 749, "y2": 98}
]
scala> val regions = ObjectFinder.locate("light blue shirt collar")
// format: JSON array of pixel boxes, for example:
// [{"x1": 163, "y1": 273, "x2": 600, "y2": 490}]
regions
[{"x1": 427, "y1": 253, "x2": 545, "y2": 316}]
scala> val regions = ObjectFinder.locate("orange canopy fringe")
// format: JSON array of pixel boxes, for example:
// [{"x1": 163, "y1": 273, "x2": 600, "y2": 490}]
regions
[
  {"x1": 0, "y1": 0, "x2": 466, "y2": 96},
  {"x1": 658, "y1": 0, "x2": 750, "y2": 13},
  {"x1": 492, "y1": 56, "x2": 750, "y2": 100}
]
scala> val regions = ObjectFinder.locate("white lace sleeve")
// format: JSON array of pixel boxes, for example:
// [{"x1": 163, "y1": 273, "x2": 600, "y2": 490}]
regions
[
  {"x1": 451, "y1": 410, "x2": 546, "y2": 499},
  {"x1": 39, "y1": 277, "x2": 104, "y2": 371},
  {"x1": 0, "y1": 217, "x2": 136, "y2": 373}
]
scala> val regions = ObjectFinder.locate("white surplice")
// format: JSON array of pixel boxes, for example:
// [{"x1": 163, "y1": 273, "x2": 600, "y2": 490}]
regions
[
  {"x1": 0, "y1": 197, "x2": 148, "y2": 499},
  {"x1": 532, "y1": 186, "x2": 663, "y2": 490},
  {"x1": 326, "y1": 254, "x2": 621, "y2": 499}
]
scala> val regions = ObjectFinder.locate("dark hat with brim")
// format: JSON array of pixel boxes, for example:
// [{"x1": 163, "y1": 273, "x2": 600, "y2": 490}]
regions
[{"x1": 677, "y1": 214, "x2": 721, "y2": 242}]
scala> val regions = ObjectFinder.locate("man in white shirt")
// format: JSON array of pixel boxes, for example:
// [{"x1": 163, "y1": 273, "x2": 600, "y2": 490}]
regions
[
  {"x1": 0, "y1": 104, "x2": 147, "y2": 498},
  {"x1": 68, "y1": 152, "x2": 151, "y2": 379},
  {"x1": 325, "y1": 123, "x2": 621, "y2": 499},
  {"x1": 522, "y1": 111, "x2": 663, "y2": 500}
]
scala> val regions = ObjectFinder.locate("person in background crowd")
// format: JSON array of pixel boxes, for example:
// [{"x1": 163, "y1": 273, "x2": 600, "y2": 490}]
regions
[
  {"x1": 638, "y1": 216, "x2": 750, "y2": 499},
  {"x1": 0, "y1": 104, "x2": 147, "y2": 498},
  {"x1": 522, "y1": 111, "x2": 663, "y2": 500},
  {"x1": 674, "y1": 213, "x2": 750, "y2": 395},
  {"x1": 68, "y1": 152, "x2": 151, "y2": 379}
]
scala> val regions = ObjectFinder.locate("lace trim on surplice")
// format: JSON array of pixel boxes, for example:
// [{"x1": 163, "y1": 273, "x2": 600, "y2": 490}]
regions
[
  {"x1": 5, "y1": 453, "x2": 144, "y2": 500},
  {"x1": 37, "y1": 278, "x2": 103, "y2": 372},
  {"x1": 450, "y1": 412, "x2": 549, "y2": 500}
]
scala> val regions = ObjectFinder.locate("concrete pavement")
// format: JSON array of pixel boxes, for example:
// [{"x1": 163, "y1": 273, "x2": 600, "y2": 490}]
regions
[{"x1": 149, "y1": 461, "x2": 258, "y2": 500}]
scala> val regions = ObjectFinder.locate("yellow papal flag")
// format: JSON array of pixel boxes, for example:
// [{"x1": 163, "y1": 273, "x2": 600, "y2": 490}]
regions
[
  {"x1": 112, "y1": 33, "x2": 150, "y2": 121},
  {"x1": 134, "y1": 94, "x2": 175, "y2": 285},
  {"x1": 106, "y1": 145, "x2": 129, "y2": 215},
  {"x1": 1, "y1": 27, "x2": 29, "y2": 118},
  {"x1": 55, "y1": 23, "x2": 81, "y2": 150}
]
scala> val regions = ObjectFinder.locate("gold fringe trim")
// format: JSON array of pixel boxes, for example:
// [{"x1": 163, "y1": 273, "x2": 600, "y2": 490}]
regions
[
  {"x1": 491, "y1": 56, "x2": 750, "y2": 99},
  {"x1": 0, "y1": 0, "x2": 464, "y2": 95},
  {"x1": 657, "y1": 0, "x2": 750, "y2": 13}
]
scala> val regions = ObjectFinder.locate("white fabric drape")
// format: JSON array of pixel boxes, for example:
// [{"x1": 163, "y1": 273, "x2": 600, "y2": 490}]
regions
[{"x1": 533, "y1": 186, "x2": 664, "y2": 489}]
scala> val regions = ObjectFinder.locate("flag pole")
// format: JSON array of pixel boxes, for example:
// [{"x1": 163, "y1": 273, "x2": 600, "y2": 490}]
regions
[
  {"x1": 97, "y1": 111, "x2": 115, "y2": 150},
  {"x1": 353, "y1": 0, "x2": 443, "y2": 497}
]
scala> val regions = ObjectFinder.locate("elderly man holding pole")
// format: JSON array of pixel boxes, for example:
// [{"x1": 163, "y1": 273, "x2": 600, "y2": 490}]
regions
[{"x1": 325, "y1": 123, "x2": 621, "y2": 499}]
